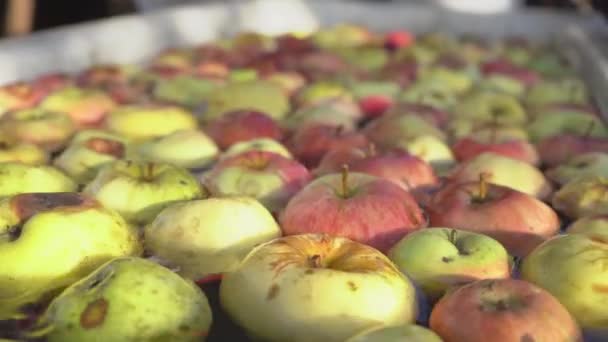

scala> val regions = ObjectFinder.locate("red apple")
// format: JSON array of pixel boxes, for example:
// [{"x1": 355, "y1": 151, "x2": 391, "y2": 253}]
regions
[
  {"x1": 430, "y1": 279, "x2": 582, "y2": 342},
  {"x1": 205, "y1": 110, "x2": 283, "y2": 150},
  {"x1": 384, "y1": 30, "x2": 414, "y2": 51},
  {"x1": 280, "y1": 168, "x2": 426, "y2": 252},
  {"x1": 452, "y1": 137, "x2": 540, "y2": 165},
  {"x1": 359, "y1": 95, "x2": 393, "y2": 119},
  {"x1": 427, "y1": 177, "x2": 560, "y2": 257},
  {"x1": 537, "y1": 134, "x2": 608, "y2": 167},
  {"x1": 481, "y1": 58, "x2": 540, "y2": 86},
  {"x1": 32, "y1": 73, "x2": 73, "y2": 94},
  {"x1": 0, "y1": 82, "x2": 46, "y2": 116},
  {"x1": 287, "y1": 124, "x2": 370, "y2": 168},
  {"x1": 387, "y1": 102, "x2": 450, "y2": 128}
]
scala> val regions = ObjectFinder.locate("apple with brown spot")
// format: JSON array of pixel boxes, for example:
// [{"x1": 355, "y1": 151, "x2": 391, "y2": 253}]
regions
[{"x1": 205, "y1": 110, "x2": 283, "y2": 150}]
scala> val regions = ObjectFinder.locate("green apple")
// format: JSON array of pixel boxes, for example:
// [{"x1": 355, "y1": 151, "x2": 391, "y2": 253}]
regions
[
  {"x1": 454, "y1": 91, "x2": 527, "y2": 126},
  {"x1": 396, "y1": 135, "x2": 455, "y2": 176},
  {"x1": 282, "y1": 98, "x2": 362, "y2": 132},
  {"x1": 153, "y1": 75, "x2": 219, "y2": 108},
  {"x1": 83, "y1": 160, "x2": 204, "y2": 225},
  {"x1": 449, "y1": 152, "x2": 552, "y2": 200},
  {"x1": 551, "y1": 176, "x2": 608, "y2": 219},
  {"x1": 145, "y1": 197, "x2": 281, "y2": 280},
  {"x1": 220, "y1": 234, "x2": 418, "y2": 342},
  {"x1": 388, "y1": 228, "x2": 511, "y2": 301},
  {"x1": 0, "y1": 108, "x2": 76, "y2": 152},
  {"x1": 447, "y1": 118, "x2": 529, "y2": 142},
  {"x1": 204, "y1": 80, "x2": 289, "y2": 123},
  {"x1": 0, "y1": 142, "x2": 48, "y2": 165},
  {"x1": 39, "y1": 86, "x2": 116, "y2": 127},
  {"x1": 0, "y1": 193, "x2": 141, "y2": 319},
  {"x1": 395, "y1": 44, "x2": 438, "y2": 65},
  {"x1": 418, "y1": 67, "x2": 474, "y2": 95},
  {"x1": 131, "y1": 129, "x2": 219, "y2": 169},
  {"x1": 30, "y1": 257, "x2": 212, "y2": 342},
  {"x1": 528, "y1": 112, "x2": 607, "y2": 143},
  {"x1": 521, "y1": 231, "x2": 608, "y2": 331},
  {"x1": 526, "y1": 78, "x2": 588, "y2": 106},
  {"x1": 0, "y1": 162, "x2": 77, "y2": 197},
  {"x1": 105, "y1": 105, "x2": 198, "y2": 141},
  {"x1": 297, "y1": 81, "x2": 351, "y2": 106},
  {"x1": 53, "y1": 129, "x2": 128, "y2": 184},
  {"x1": 546, "y1": 152, "x2": 608, "y2": 186},
  {"x1": 400, "y1": 80, "x2": 457, "y2": 110},
  {"x1": 478, "y1": 74, "x2": 526, "y2": 98},
  {"x1": 364, "y1": 114, "x2": 446, "y2": 150},
  {"x1": 349, "y1": 81, "x2": 400, "y2": 100},
  {"x1": 338, "y1": 47, "x2": 388, "y2": 72},
  {"x1": 221, "y1": 138, "x2": 292, "y2": 160},
  {"x1": 312, "y1": 24, "x2": 372, "y2": 49},
  {"x1": 345, "y1": 324, "x2": 442, "y2": 342},
  {"x1": 567, "y1": 216, "x2": 608, "y2": 236},
  {"x1": 265, "y1": 71, "x2": 306, "y2": 97}
]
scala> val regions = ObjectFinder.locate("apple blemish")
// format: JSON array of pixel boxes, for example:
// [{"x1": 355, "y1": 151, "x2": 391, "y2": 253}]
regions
[
  {"x1": 80, "y1": 298, "x2": 109, "y2": 329},
  {"x1": 85, "y1": 138, "x2": 125, "y2": 158}
]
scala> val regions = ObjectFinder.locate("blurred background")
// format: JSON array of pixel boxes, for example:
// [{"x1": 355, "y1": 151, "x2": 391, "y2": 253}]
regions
[{"x1": 0, "y1": 0, "x2": 605, "y2": 38}]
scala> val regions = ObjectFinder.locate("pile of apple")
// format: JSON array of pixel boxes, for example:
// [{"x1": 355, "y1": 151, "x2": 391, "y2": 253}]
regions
[{"x1": 0, "y1": 23, "x2": 607, "y2": 341}]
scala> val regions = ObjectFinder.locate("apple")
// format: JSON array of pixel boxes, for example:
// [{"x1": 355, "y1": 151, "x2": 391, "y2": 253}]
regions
[
  {"x1": 430, "y1": 279, "x2": 582, "y2": 342},
  {"x1": 220, "y1": 234, "x2": 418, "y2": 342},
  {"x1": 451, "y1": 137, "x2": 539, "y2": 165},
  {"x1": 384, "y1": 30, "x2": 415, "y2": 50},
  {"x1": 39, "y1": 86, "x2": 116, "y2": 127},
  {"x1": 31, "y1": 257, "x2": 212, "y2": 342},
  {"x1": 417, "y1": 66, "x2": 473, "y2": 95},
  {"x1": 152, "y1": 75, "x2": 219, "y2": 108},
  {"x1": 0, "y1": 108, "x2": 75, "y2": 152},
  {"x1": 396, "y1": 135, "x2": 456, "y2": 176},
  {"x1": 83, "y1": 160, "x2": 204, "y2": 225},
  {"x1": 221, "y1": 138, "x2": 292, "y2": 160},
  {"x1": 315, "y1": 146, "x2": 439, "y2": 198},
  {"x1": 427, "y1": 178, "x2": 560, "y2": 257},
  {"x1": 0, "y1": 142, "x2": 48, "y2": 166},
  {"x1": 536, "y1": 134, "x2": 608, "y2": 167},
  {"x1": 453, "y1": 91, "x2": 527, "y2": 126},
  {"x1": 345, "y1": 324, "x2": 440, "y2": 342},
  {"x1": 264, "y1": 71, "x2": 306, "y2": 97},
  {"x1": 363, "y1": 113, "x2": 446, "y2": 150},
  {"x1": 400, "y1": 80, "x2": 457, "y2": 110},
  {"x1": 0, "y1": 192, "x2": 141, "y2": 319},
  {"x1": 203, "y1": 150, "x2": 311, "y2": 212},
  {"x1": 283, "y1": 98, "x2": 362, "y2": 133},
  {"x1": 528, "y1": 112, "x2": 607, "y2": 143},
  {"x1": 131, "y1": 129, "x2": 219, "y2": 170},
  {"x1": 205, "y1": 109, "x2": 283, "y2": 150},
  {"x1": 526, "y1": 78, "x2": 588, "y2": 106},
  {"x1": 312, "y1": 23, "x2": 374, "y2": 49},
  {"x1": 0, "y1": 82, "x2": 46, "y2": 116},
  {"x1": 0, "y1": 162, "x2": 77, "y2": 197},
  {"x1": 480, "y1": 58, "x2": 539, "y2": 87},
  {"x1": 477, "y1": 74, "x2": 526, "y2": 97},
  {"x1": 296, "y1": 81, "x2": 351, "y2": 107},
  {"x1": 551, "y1": 176, "x2": 608, "y2": 219},
  {"x1": 280, "y1": 169, "x2": 426, "y2": 252},
  {"x1": 521, "y1": 231, "x2": 608, "y2": 334},
  {"x1": 383, "y1": 102, "x2": 449, "y2": 129},
  {"x1": 566, "y1": 215, "x2": 608, "y2": 236},
  {"x1": 288, "y1": 124, "x2": 370, "y2": 168},
  {"x1": 388, "y1": 228, "x2": 511, "y2": 301},
  {"x1": 105, "y1": 105, "x2": 198, "y2": 141},
  {"x1": 447, "y1": 117, "x2": 530, "y2": 143},
  {"x1": 447, "y1": 152, "x2": 552, "y2": 200},
  {"x1": 31, "y1": 72, "x2": 73, "y2": 94},
  {"x1": 145, "y1": 196, "x2": 281, "y2": 280},
  {"x1": 546, "y1": 152, "x2": 608, "y2": 186},
  {"x1": 203, "y1": 80, "x2": 289, "y2": 123}
]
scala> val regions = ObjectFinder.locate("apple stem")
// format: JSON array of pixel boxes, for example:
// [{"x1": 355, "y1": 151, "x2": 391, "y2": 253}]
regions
[
  {"x1": 341, "y1": 164, "x2": 350, "y2": 197},
  {"x1": 478, "y1": 173, "x2": 488, "y2": 201},
  {"x1": 308, "y1": 254, "x2": 322, "y2": 268},
  {"x1": 448, "y1": 229, "x2": 457, "y2": 244},
  {"x1": 142, "y1": 162, "x2": 155, "y2": 181}
]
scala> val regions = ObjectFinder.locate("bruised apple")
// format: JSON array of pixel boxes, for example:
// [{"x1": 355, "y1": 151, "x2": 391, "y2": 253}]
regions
[
  {"x1": 220, "y1": 234, "x2": 418, "y2": 342},
  {"x1": 430, "y1": 279, "x2": 582, "y2": 342},
  {"x1": 105, "y1": 105, "x2": 198, "y2": 141},
  {"x1": 0, "y1": 142, "x2": 48, "y2": 166},
  {"x1": 205, "y1": 110, "x2": 283, "y2": 150},
  {"x1": 280, "y1": 168, "x2": 426, "y2": 252},
  {"x1": 0, "y1": 193, "x2": 141, "y2": 319},
  {"x1": 39, "y1": 86, "x2": 116, "y2": 127},
  {"x1": 546, "y1": 152, "x2": 608, "y2": 186},
  {"x1": 388, "y1": 228, "x2": 511, "y2": 301},
  {"x1": 551, "y1": 176, "x2": 608, "y2": 219},
  {"x1": 221, "y1": 138, "x2": 292, "y2": 160},
  {"x1": 0, "y1": 108, "x2": 75, "y2": 152},
  {"x1": 345, "y1": 324, "x2": 441, "y2": 342},
  {"x1": 428, "y1": 177, "x2": 560, "y2": 257}
]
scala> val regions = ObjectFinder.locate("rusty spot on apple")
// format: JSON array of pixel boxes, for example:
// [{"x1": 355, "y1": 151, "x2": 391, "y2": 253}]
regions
[
  {"x1": 266, "y1": 284, "x2": 280, "y2": 300},
  {"x1": 80, "y1": 298, "x2": 109, "y2": 329},
  {"x1": 592, "y1": 283, "x2": 608, "y2": 293},
  {"x1": 85, "y1": 138, "x2": 125, "y2": 158},
  {"x1": 11, "y1": 193, "x2": 92, "y2": 221},
  {"x1": 347, "y1": 281, "x2": 358, "y2": 291},
  {"x1": 442, "y1": 256, "x2": 454, "y2": 263},
  {"x1": 520, "y1": 333, "x2": 535, "y2": 342}
]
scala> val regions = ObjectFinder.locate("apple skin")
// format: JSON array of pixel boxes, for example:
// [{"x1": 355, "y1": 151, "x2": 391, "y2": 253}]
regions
[
  {"x1": 521, "y1": 232, "x2": 608, "y2": 334},
  {"x1": 105, "y1": 105, "x2": 198, "y2": 141},
  {"x1": 145, "y1": 197, "x2": 281, "y2": 280},
  {"x1": 288, "y1": 124, "x2": 370, "y2": 168},
  {"x1": 0, "y1": 162, "x2": 77, "y2": 197},
  {"x1": 363, "y1": 113, "x2": 446, "y2": 150},
  {"x1": 39, "y1": 86, "x2": 117, "y2": 127},
  {"x1": 546, "y1": 152, "x2": 608, "y2": 186},
  {"x1": 0, "y1": 108, "x2": 76, "y2": 152},
  {"x1": 427, "y1": 181, "x2": 560, "y2": 257},
  {"x1": 32, "y1": 257, "x2": 212, "y2": 342},
  {"x1": 0, "y1": 82, "x2": 46, "y2": 116},
  {"x1": 567, "y1": 215, "x2": 608, "y2": 236},
  {"x1": 315, "y1": 147, "x2": 439, "y2": 198},
  {"x1": 527, "y1": 111, "x2": 607, "y2": 143},
  {"x1": 221, "y1": 138, "x2": 292, "y2": 160},
  {"x1": 388, "y1": 228, "x2": 511, "y2": 301},
  {"x1": 480, "y1": 58, "x2": 540, "y2": 87},
  {"x1": 447, "y1": 152, "x2": 552, "y2": 200},
  {"x1": 429, "y1": 279, "x2": 582, "y2": 342},
  {"x1": 280, "y1": 172, "x2": 426, "y2": 252},
  {"x1": 203, "y1": 151, "x2": 311, "y2": 213},
  {"x1": 0, "y1": 193, "x2": 142, "y2": 320},
  {"x1": 83, "y1": 160, "x2": 204, "y2": 225},
  {"x1": 551, "y1": 176, "x2": 608, "y2": 219},
  {"x1": 452, "y1": 137, "x2": 540, "y2": 166},
  {"x1": 453, "y1": 91, "x2": 527, "y2": 126},
  {"x1": 54, "y1": 130, "x2": 127, "y2": 184},
  {"x1": 536, "y1": 134, "x2": 608, "y2": 167},
  {"x1": 526, "y1": 78, "x2": 588, "y2": 106},
  {"x1": 220, "y1": 234, "x2": 419, "y2": 342},
  {"x1": 0, "y1": 143, "x2": 48, "y2": 166},
  {"x1": 345, "y1": 324, "x2": 441, "y2": 342},
  {"x1": 205, "y1": 110, "x2": 283, "y2": 150}
]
